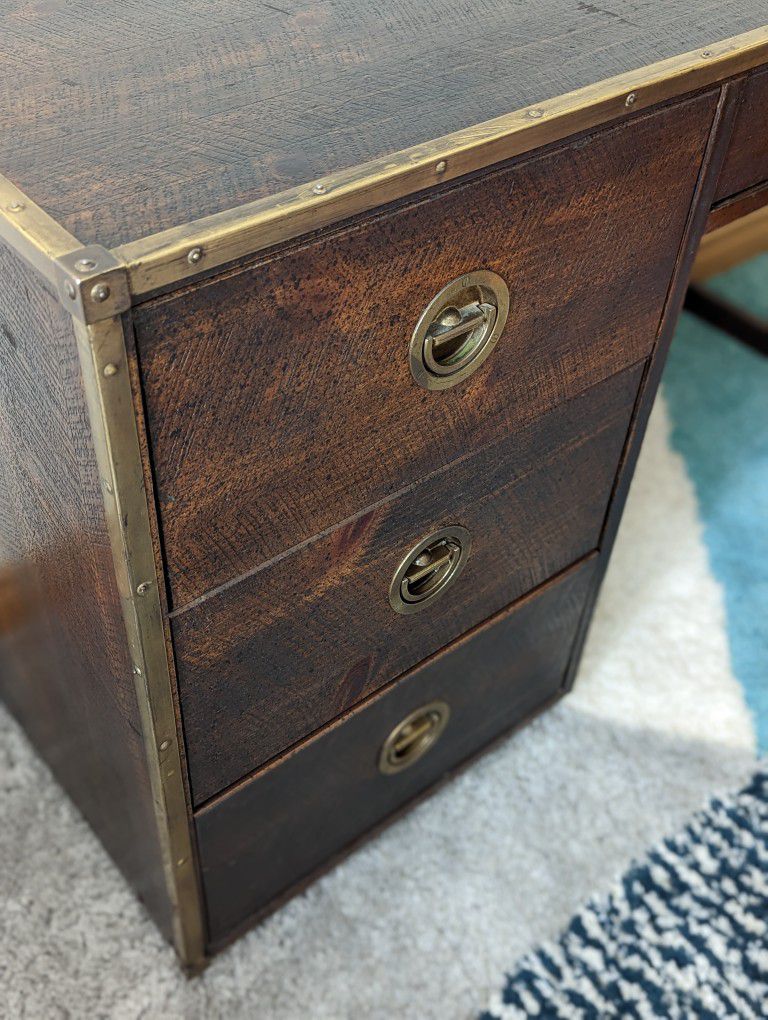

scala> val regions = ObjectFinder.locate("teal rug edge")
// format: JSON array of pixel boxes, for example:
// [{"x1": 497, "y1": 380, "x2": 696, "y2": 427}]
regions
[{"x1": 663, "y1": 254, "x2": 768, "y2": 754}]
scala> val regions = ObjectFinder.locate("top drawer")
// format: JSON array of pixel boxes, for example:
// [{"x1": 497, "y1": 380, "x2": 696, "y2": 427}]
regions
[
  {"x1": 714, "y1": 68, "x2": 768, "y2": 204},
  {"x1": 134, "y1": 93, "x2": 716, "y2": 608}
]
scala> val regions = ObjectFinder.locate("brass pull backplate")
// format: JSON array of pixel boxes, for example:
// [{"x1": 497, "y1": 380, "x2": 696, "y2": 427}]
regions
[
  {"x1": 378, "y1": 701, "x2": 451, "y2": 774},
  {"x1": 409, "y1": 270, "x2": 509, "y2": 390},
  {"x1": 389, "y1": 526, "x2": 471, "y2": 614}
]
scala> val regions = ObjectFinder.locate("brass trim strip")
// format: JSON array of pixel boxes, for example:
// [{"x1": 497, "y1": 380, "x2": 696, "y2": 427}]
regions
[
  {"x1": 0, "y1": 174, "x2": 131, "y2": 324},
  {"x1": 116, "y1": 25, "x2": 768, "y2": 296},
  {"x1": 1, "y1": 174, "x2": 206, "y2": 962},
  {"x1": 0, "y1": 173, "x2": 80, "y2": 288},
  {"x1": 74, "y1": 314, "x2": 206, "y2": 969}
]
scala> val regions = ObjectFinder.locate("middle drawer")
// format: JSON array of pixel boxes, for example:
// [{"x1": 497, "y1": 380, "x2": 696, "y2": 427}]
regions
[{"x1": 174, "y1": 362, "x2": 642, "y2": 805}]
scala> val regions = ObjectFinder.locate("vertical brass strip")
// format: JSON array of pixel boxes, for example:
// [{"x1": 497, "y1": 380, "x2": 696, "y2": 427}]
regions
[
  {"x1": 73, "y1": 314, "x2": 206, "y2": 969},
  {"x1": 1, "y1": 171, "x2": 205, "y2": 963}
]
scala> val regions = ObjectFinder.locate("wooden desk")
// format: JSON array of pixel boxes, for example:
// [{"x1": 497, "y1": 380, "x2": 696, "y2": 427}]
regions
[{"x1": 1, "y1": 3, "x2": 766, "y2": 969}]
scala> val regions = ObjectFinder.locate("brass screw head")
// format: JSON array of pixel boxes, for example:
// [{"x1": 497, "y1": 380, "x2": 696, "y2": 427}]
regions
[
  {"x1": 8, "y1": 201, "x2": 25, "y2": 212},
  {"x1": 64, "y1": 281, "x2": 77, "y2": 300},
  {"x1": 159, "y1": 739, "x2": 171, "y2": 752},
  {"x1": 103, "y1": 363, "x2": 118, "y2": 377},
  {"x1": 187, "y1": 246, "x2": 203, "y2": 265},
  {"x1": 702, "y1": 50, "x2": 713, "y2": 58},
  {"x1": 527, "y1": 108, "x2": 544, "y2": 119},
  {"x1": 435, "y1": 160, "x2": 447, "y2": 175},
  {"x1": 312, "y1": 182, "x2": 328, "y2": 195},
  {"x1": 136, "y1": 581, "x2": 152, "y2": 596},
  {"x1": 625, "y1": 91, "x2": 637, "y2": 107},
  {"x1": 91, "y1": 282, "x2": 110, "y2": 303},
  {"x1": 75, "y1": 257, "x2": 97, "y2": 272}
]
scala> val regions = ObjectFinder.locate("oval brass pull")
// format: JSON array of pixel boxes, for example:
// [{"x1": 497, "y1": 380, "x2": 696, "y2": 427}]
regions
[
  {"x1": 389, "y1": 526, "x2": 471, "y2": 614},
  {"x1": 378, "y1": 701, "x2": 450, "y2": 774},
  {"x1": 410, "y1": 270, "x2": 509, "y2": 390}
]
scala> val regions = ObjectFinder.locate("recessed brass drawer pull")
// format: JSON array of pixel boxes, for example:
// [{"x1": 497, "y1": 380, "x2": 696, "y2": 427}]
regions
[
  {"x1": 423, "y1": 300, "x2": 496, "y2": 375},
  {"x1": 409, "y1": 270, "x2": 510, "y2": 390},
  {"x1": 378, "y1": 701, "x2": 451, "y2": 774},
  {"x1": 389, "y1": 526, "x2": 471, "y2": 614}
]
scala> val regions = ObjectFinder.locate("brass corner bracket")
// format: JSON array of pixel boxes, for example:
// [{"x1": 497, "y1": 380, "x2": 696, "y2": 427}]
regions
[
  {"x1": 0, "y1": 177, "x2": 130, "y2": 324},
  {"x1": 54, "y1": 245, "x2": 131, "y2": 324}
]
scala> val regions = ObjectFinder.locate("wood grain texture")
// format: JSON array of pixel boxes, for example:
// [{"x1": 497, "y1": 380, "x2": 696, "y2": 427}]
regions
[
  {"x1": 136, "y1": 94, "x2": 715, "y2": 608},
  {"x1": 706, "y1": 181, "x2": 768, "y2": 233},
  {"x1": 715, "y1": 68, "x2": 768, "y2": 201},
  {"x1": 175, "y1": 363, "x2": 641, "y2": 805},
  {"x1": 196, "y1": 555, "x2": 596, "y2": 946},
  {"x1": 0, "y1": 1, "x2": 763, "y2": 248},
  {"x1": 0, "y1": 242, "x2": 174, "y2": 939}
]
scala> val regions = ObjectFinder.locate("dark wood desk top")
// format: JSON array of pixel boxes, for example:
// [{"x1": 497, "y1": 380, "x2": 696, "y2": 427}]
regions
[{"x1": 2, "y1": 0, "x2": 766, "y2": 248}]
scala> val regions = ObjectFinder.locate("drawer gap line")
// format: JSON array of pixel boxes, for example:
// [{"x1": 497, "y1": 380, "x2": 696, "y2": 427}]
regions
[
  {"x1": 192, "y1": 552, "x2": 597, "y2": 814},
  {"x1": 167, "y1": 362, "x2": 646, "y2": 618}
]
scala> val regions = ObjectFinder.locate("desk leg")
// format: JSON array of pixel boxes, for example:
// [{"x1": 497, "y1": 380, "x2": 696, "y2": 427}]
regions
[
  {"x1": 563, "y1": 81, "x2": 741, "y2": 691},
  {"x1": 684, "y1": 284, "x2": 768, "y2": 356}
]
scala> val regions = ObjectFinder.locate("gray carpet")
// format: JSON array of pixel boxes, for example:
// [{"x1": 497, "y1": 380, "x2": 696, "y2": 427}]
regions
[{"x1": 0, "y1": 397, "x2": 757, "y2": 1018}]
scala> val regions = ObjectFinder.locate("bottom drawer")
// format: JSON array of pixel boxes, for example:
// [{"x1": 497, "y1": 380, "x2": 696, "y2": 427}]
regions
[{"x1": 196, "y1": 556, "x2": 597, "y2": 947}]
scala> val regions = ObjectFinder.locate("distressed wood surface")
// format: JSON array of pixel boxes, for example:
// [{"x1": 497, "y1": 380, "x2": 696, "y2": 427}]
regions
[
  {"x1": 715, "y1": 67, "x2": 768, "y2": 201},
  {"x1": 706, "y1": 184, "x2": 768, "y2": 234},
  {"x1": 196, "y1": 556, "x2": 596, "y2": 946},
  {"x1": 0, "y1": 241, "x2": 174, "y2": 941},
  {"x1": 0, "y1": 1, "x2": 764, "y2": 247},
  {"x1": 135, "y1": 94, "x2": 716, "y2": 608},
  {"x1": 175, "y1": 363, "x2": 641, "y2": 805}
]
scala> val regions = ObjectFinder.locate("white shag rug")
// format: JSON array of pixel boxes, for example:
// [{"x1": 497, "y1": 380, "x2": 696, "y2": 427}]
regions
[{"x1": 0, "y1": 396, "x2": 756, "y2": 1019}]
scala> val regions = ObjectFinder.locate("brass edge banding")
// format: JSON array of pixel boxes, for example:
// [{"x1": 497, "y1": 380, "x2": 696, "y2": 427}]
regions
[
  {"x1": 0, "y1": 173, "x2": 80, "y2": 287},
  {"x1": 0, "y1": 174, "x2": 130, "y2": 324},
  {"x1": 73, "y1": 314, "x2": 206, "y2": 969},
  {"x1": 115, "y1": 25, "x2": 768, "y2": 296},
  {"x1": 1, "y1": 172, "x2": 205, "y2": 961}
]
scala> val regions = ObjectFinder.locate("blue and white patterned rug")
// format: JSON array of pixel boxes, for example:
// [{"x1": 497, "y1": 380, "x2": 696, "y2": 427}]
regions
[{"x1": 482, "y1": 767, "x2": 768, "y2": 1019}]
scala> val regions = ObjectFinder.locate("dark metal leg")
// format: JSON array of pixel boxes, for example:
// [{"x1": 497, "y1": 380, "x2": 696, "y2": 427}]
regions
[{"x1": 684, "y1": 284, "x2": 768, "y2": 356}]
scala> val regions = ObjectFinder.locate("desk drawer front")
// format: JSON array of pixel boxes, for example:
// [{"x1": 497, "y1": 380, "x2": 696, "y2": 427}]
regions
[
  {"x1": 175, "y1": 363, "x2": 641, "y2": 805},
  {"x1": 715, "y1": 67, "x2": 768, "y2": 203},
  {"x1": 135, "y1": 93, "x2": 716, "y2": 608},
  {"x1": 196, "y1": 555, "x2": 596, "y2": 948}
]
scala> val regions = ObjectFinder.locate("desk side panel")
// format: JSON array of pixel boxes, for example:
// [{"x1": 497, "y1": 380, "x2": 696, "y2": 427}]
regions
[{"x1": 0, "y1": 242, "x2": 173, "y2": 941}]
